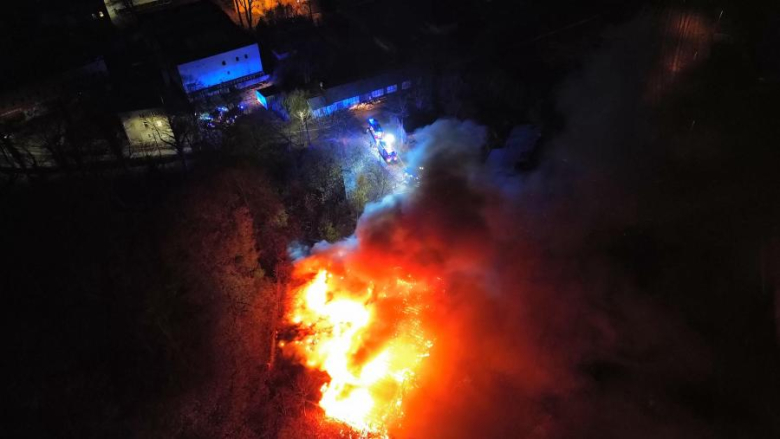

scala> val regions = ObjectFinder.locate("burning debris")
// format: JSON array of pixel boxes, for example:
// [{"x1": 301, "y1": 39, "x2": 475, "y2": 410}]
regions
[
  {"x1": 284, "y1": 267, "x2": 434, "y2": 434},
  {"x1": 274, "y1": 10, "x2": 769, "y2": 438},
  {"x1": 279, "y1": 119, "x2": 489, "y2": 436}
]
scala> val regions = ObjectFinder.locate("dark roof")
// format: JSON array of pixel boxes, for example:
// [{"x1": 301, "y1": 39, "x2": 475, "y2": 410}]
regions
[
  {"x1": 114, "y1": 89, "x2": 165, "y2": 113},
  {"x1": 139, "y1": 0, "x2": 253, "y2": 64},
  {"x1": 309, "y1": 68, "x2": 421, "y2": 110},
  {"x1": 256, "y1": 84, "x2": 281, "y2": 98}
]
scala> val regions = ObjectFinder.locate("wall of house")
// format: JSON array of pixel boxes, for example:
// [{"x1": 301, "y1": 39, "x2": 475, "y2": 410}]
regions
[
  {"x1": 119, "y1": 108, "x2": 174, "y2": 148},
  {"x1": 177, "y1": 44, "x2": 263, "y2": 93},
  {"x1": 310, "y1": 79, "x2": 413, "y2": 118}
]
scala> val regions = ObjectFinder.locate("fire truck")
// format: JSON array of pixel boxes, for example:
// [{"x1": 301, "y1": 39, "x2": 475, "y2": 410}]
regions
[{"x1": 367, "y1": 118, "x2": 398, "y2": 164}]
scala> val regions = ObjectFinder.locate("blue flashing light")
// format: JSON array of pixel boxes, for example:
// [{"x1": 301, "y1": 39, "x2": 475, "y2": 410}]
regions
[{"x1": 255, "y1": 90, "x2": 268, "y2": 108}]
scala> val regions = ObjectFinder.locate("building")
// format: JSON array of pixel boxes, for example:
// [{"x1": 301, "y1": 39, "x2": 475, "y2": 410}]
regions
[
  {"x1": 176, "y1": 45, "x2": 263, "y2": 94},
  {"x1": 114, "y1": 92, "x2": 179, "y2": 154},
  {"x1": 118, "y1": 108, "x2": 175, "y2": 150},
  {"x1": 306, "y1": 69, "x2": 424, "y2": 118},
  {"x1": 139, "y1": 1, "x2": 266, "y2": 101},
  {"x1": 102, "y1": 0, "x2": 198, "y2": 28},
  {"x1": 253, "y1": 84, "x2": 282, "y2": 112}
]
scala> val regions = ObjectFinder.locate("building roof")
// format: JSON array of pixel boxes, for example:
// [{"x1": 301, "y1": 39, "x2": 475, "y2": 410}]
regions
[
  {"x1": 308, "y1": 68, "x2": 420, "y2": 111},
  {"x1": 138, "y1": 0, "x2": 254, "y2": 65}
]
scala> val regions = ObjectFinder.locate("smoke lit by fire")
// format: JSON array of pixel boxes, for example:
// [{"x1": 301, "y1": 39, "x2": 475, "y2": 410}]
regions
[
  {"x1": 278, "y1": 8, "x2": 736, "y2": 432},
  {"x1": 280, "y1": 120, "x2": 488, "y2": 435}
]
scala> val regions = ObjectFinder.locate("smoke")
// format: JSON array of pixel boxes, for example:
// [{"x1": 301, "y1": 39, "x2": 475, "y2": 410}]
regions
[
  {"x1": 291, "y1": 8, "x2": 780, "y2": 439},
  {"x1": 391, "y1": 13, "x2": 717, "y2": 439},
  {"x1": 287, "y1": 241, "x2": 311, "y2": 261}
]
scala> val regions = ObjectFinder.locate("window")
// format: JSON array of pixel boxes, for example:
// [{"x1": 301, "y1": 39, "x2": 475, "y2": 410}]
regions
[
  {"x1": 222, "y1": 60, "x2": 226, "y2": 66},
  {"x1": 371, "y1": 89, "x2": 384, "y2": 98},
  {"x1": 345, "y1": 96, "x2": 359, "y2": 107},
  {"x1": 387, "y1": 84, "x2": 397, "y2": 93},
  {"x1": 402, "y1": 80, "x2": 412, "y2": 90}
]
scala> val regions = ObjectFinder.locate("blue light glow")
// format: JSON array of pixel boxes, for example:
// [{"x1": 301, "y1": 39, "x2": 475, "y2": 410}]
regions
[
  {"x1": 178, "y1": 44, "x2": 263, "y2": 93},
  {"x1": 255, "y1": 90, "x2": 268, "y2": 108}
]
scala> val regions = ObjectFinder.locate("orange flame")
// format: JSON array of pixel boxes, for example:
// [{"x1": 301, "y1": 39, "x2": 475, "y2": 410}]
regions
[{"x1": 286, "y1": 268, "x2": 433, "y2": 434}]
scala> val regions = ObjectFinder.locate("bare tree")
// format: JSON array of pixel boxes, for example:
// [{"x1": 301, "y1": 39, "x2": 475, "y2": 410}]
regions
[
  {"x1": 351, "y1": 173, "x2": 371, "y2": 218},
  {"x1": 349, "y1": 161, "x2": 394, "y2": 218},
  {"x1": 0, "y1": 127, "x2": 38, "y2": 180},
  {"x1": 367, "y1": 162, "x2": 393, "y2": 199},
  {"x1": 390, "y1": 94, "x2": 410, "y2": 128},
  {"x1": 34, "y1": 112, "x2": 73, "y2": 171},
  {"x1": 231, "y1": 0, "x2": 245, "y2": 28},
  {"x1": 234, "y1": 0, "x2": 257, "y2": 30},
  {"x1": 146, "y1": 113, "x2": 197, "y2": 171},
  {"x1": 386, "y1": 93, "x2": 410, "y2": 145},
  {"x1": 282, "y1": 90, "x2": 312, "y2": 147},
  {"x1": 411, "y1": 80, "x2": 432, "y2": 110}
]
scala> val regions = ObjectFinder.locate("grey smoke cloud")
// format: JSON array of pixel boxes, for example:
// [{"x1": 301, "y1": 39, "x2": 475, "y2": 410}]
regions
[{"x1": 298, "y1": 8, "x2": 780, "y2": 438}]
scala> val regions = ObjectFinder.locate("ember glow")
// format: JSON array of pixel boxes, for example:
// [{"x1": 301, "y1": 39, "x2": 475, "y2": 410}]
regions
[{"x1": 285, "y1": 263, "x2": 434, "y2": 434}]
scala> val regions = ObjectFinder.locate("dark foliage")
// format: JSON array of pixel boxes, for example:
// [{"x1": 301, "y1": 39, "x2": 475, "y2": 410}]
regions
[{"x1": 0, "y1": 163, "x2": 328, "y2": 438}]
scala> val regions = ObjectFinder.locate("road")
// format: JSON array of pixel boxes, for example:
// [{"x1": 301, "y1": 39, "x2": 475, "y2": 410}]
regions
[{"x1": 341, "y1": 102, "x2": 415, "y2": 198}]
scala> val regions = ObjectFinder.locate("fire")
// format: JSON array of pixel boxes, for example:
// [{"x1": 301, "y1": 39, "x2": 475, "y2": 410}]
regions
[{"x1": 285, "y1": 267, "x2": 433, "y2": 434}]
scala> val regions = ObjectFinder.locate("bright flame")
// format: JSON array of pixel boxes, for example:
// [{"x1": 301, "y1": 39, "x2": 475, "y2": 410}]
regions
[{"x1": 286, "y1": 269, "x2": 432, "y2": 434}]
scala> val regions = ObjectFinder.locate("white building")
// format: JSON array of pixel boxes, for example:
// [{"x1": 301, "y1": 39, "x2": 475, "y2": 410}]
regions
[
  {"x1": 177, "y1": 44, "x2": 263, "y2": 94},
  {"x1": 118, "y1": 108, "x2": 175, "y2": 152},
  {"x1": 138, "y1": 1, "x2": 266, "y2": 101}
]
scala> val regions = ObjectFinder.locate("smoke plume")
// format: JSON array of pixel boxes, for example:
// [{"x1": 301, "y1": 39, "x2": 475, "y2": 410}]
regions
[{"x1": 290, "y1": 8, "x2": 780, "y2": 438}]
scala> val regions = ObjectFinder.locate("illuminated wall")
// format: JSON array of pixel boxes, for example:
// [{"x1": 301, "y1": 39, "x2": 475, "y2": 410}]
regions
[
  {"x1": 255, "y1": 90, "x2": 268, "y2": 108},
  {"x1": 177, "y1": 44, "x2": 263, "y2": 93}
]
